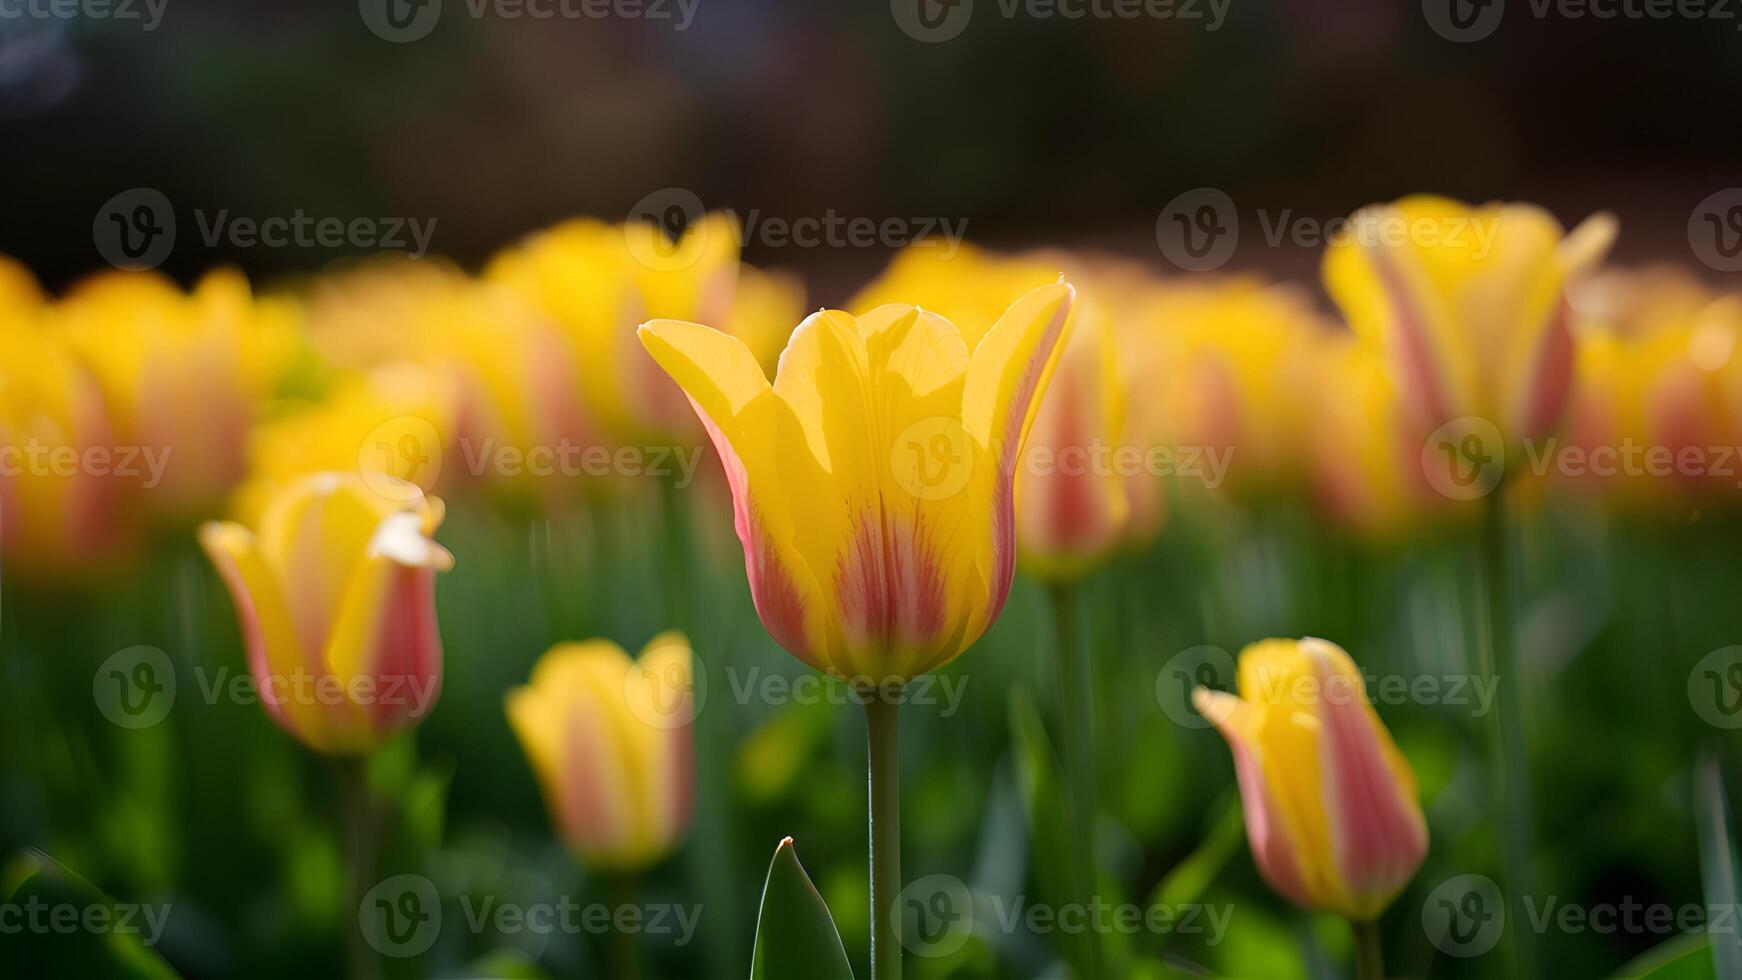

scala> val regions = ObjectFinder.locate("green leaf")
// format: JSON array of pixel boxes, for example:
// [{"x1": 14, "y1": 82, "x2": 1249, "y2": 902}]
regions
[
  {"x1": 749, "y1": 837, "x2": 855, "y2": 980},
  {"x1": 1695, "y1": 750, "x2": 1742, "y2": 980},
  {"x1": 0, "y1": 849, "x2": 180, "y2": 979},
  {"x1": 1613, "y1": 932, "x2": 1717, "y2": 979}
]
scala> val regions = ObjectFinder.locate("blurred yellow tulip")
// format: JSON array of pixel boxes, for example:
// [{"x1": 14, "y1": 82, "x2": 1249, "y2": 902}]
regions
[
  {"x1": 506, "y1": 634, "x2": 695, "y2": 871},
  {"x1": 1135, "y1": 278, "x2": 1334, "y2": 499},
  {"x1": 488, "y1": 213, "x2": 800, "y2": 446},
  {"x1": 1324, "y1": 196, "x2": 1615, "y2": 450},
  {"x1": 57, "y1": 268, "x2": 302, "y2": 519},
  {"x1": 639, "y1": 282, "x2": 1074, "y2": 684},
  {"x1": 1560, "y1": 276, "x2": 1742, "y2": 507},
  {"x1": 1305, "y1": 337, "x2": 1437, "y2": 536},
  {"x1": 238, "y1": 364, "x2": 456, "y2": 526},
  {"x1": 199, "y1": 472, "x2": 453, "y2": 754},
  {"x1": 1195, "y1": 638, "x2": 1429, "y2": 921},
  {"x1": 0, "y1": 314, "x2": 137, "y2": 578}
]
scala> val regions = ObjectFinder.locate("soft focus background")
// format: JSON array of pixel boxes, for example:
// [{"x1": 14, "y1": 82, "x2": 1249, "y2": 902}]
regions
[{"x1": 4, "y1": 3, "x2": 1742, "y2": 979}]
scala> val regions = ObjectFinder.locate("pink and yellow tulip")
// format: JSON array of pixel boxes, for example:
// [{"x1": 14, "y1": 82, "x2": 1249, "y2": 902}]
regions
[
  {"x1": 638, "y1": 281, "x2": 1075, "y2": 685},
  {"x1": 850, "y1": 243, "x2": 1137, "y2": 580},
  {"x1": 199, "y1": 472, "x2": 453, "y2": 754},
  {"x1": 1194, "y1": 637, "x2": 1428, "y2": 921},
  {"x1": 0, "y1": 314, "x2": 136, "y2": 577},
  {"x1": 488, "y1": 213, "x2": 801, "y2": 446},
  {"x1": 506, "y1": 634, "x2": 696, "y2": 870},
  {"x1": 58, "y1": 269, "x2": 302, "y2": 519},
  {"x1": 1323, "y1": 195, "x2": 1615, "y2": 447}
]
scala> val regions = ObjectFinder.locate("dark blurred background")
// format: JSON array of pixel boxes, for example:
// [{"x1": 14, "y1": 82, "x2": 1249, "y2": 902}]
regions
[{"x1": 4, "y1": 0, "x2": 1740, "y2": 300}]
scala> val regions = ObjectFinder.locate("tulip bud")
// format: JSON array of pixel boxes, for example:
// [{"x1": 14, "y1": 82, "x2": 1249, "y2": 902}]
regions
[
  {"x1": 199, "y1": 472, "x2": 453, "y2": 754},
  {"x1": 1194, "y1": 637, "x2": 1428, "y2": 921},
  {"x1": 506, "y1": 634, "x2": 696, "y2": 871}
]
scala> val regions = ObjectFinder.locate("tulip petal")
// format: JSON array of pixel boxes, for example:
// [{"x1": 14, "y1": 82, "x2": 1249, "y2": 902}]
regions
[
  {"x1": 198, "y1": 521, "x2": 327, "y2": 743},
  {"x1": 960, "y1": 281, "x2": 1075, "y2": 623},
  {"x1": 637, "y1": 319, "x2": 828, "y2": 669},
  {"x1": 1302, "y1": 639, "x2": 1429, "y2": 920},
  {"x1": 1194, "y1": 687, "x2": 1315, "y2": 910}
]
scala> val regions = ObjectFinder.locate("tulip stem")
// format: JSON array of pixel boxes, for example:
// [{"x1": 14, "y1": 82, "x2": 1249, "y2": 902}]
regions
[
  {"x1": 1350, "y1": 919, "x2": 1384, "y2": 980},
  {"x1": 1049, "y1": 583, "x2": 1102, "y2": 980},
  {"x1": 866, "y1": 691, "x2": 903, "y2": 980},
  {"x1": 1478, "y1": 489, "x2": 1538, "y2": 980},
  {"x1": 337, "y1": 755, "x2": 380, "y2": 980},
  {"x1": 608, "y1": 873, "x2": 645, "y2": 980}
]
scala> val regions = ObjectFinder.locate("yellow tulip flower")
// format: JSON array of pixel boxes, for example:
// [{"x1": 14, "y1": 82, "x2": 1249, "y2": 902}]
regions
[
  {"x1": 58, "y1": 268, "x2": 301, "y2": 519},
  {"x1": 850, "y1": 243, "x2": 1134, "y2": 581},
  {"x1": 1323, "y1": 195, "x2": 1615, "y2": 448},
  {"x1": 638, "y1": 281, "x2": 1075, "y2": 684},
  {"x1": 199, "y1": 472, "x2": 453, "y2": 754},
  {"x1": 237, "y1": 364, "x2": 456, "y2": 526},
  {"x1": 1195, "y1": 638, "x2": 1429, "y2": 922},
  {"x1": 506, "y1": 634, "x2": 695, "y2": 871},
  {"x1": 0, "y1": 315, "x2": 137, "y2": 578},
  {"x1": 488, "y1": 213, "x2": 800, "y2": 445}
]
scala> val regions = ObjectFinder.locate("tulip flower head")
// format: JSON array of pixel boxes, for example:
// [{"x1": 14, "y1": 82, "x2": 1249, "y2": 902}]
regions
[
  {"x1": 199, "y1": 472, "x2": 453, "y2": 754},
  {"x1": 639, "y1": 282, "x2": 1075, "y2": 686},
  {"x1": 1195, "y1": 638, "x2": 1428, "y2": 921},
  {"x1": 489, "y1": 213, "x2": 800, "y2": 446},
  {"x1": 0, "y1": 316, "x2": 135, "y2": 577},
  {"x1": 59, "y1": 269, "x2": 301, "y2": 519},
  {"x1": 1324, "y1": 196, "x2": 1616, "y2": 454},
  {"x1": 506, "y1": 634, "x2": 696, "y2": 871},
  {"x1": 850, "y1": 243, "x2": 1137, "y2": 580}
]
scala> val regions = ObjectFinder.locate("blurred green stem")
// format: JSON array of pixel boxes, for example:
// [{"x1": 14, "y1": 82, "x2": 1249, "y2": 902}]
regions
[
  {"x1": 1350, "y1": 919, "x2": 1383, "y2": 980},
  {"x1": 1477, "y1": 489, "x2": 1537, "y2": 980},
  {"x1": 1049, "y1": 583, "x2": 1102, "y2": 980},
  {"x1": 657, "y1": 475, "x2": 739, "y2": 980},
  {"x1": 608, "y1": 874, "x2": 645, "y2": 980},
  {"x1": 867, "y1": 692, "x2": 902, "y2": 980},
  {"x1": 337, "y1": 755, "x2": 379, "y2": 980}
]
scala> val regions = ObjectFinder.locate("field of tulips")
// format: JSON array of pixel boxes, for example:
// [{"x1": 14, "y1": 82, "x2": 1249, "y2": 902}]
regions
[{"x1": 4, "y1": 194, "x2": 1742, "y2": 980}]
